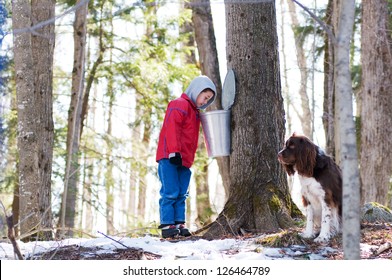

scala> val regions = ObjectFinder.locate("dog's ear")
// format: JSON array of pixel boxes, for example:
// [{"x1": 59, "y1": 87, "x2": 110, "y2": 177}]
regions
[
  {"x1": 295, "y1": 138, "x2": 316, "y2": 177},
  {"x1": 315, "y1": 155, "x2": 328, "y2": 169}
]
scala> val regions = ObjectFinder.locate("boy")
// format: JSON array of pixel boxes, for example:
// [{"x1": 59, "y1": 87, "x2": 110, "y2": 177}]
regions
[{"x1": 156, "y1": 76, "x2": 216, "y2": 238}]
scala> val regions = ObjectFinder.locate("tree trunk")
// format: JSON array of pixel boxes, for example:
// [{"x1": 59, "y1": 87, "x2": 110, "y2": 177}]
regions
[
  {"x1": 195, "y1": 136, "x2": 214, "y2": 226},
  {"x1": 190, "y1": 0, "x2": 230, "y2": 197},
  {"x1": 322, "y1": 0, "x2": 336, "y2": 157},
  {"x1": 334, "y1": 0, "x2": 361, "y2": 260},
  {"x1": 12, "y1": 0, "x2": 55, "y2": 241},
  {"x1": 184, "y1": 0, "x2": 216, "y2": 225},
  {"x1": 12, "y1": 183, "x2": 20, "y2": 238},
  {"x1": 7, "y1": 94, "x2": 19, "y2": 237},
  {"x1": 82, "y1": 152, "x2": 94, "y2": 234},
  {"x1": 127, "y1": 173, "x2": 137, "y2": 227},
  {"x1": 360, "y1": 0, "x2": 392, "y2": 207},
  {"x1": 137, "y1": 113, "x2": 149, "y2": 224},
  {"x1": 105, "y1": 64, "x2": 115, "y2": 235},
  {"x1": 204, "y1": 0, "x2": 299, "y2": 239},
  {"x1": 80, "y1": 3, "x2": 106, "y2": 138},
  {"x1": 279, "y1": 0, "x2": 294, "y2": 193},
  {"x1": 104, "y1": 6, "x2": 116, "y2": 234},
  {"x1": 130, "y1": 101, "x2": 149, "y2": 227},
  {"x1": 59, "y1": 0, "x2": 88, "y2": 237},
  {"x1": 287, "y1": 0, "x2": 312, "y2": 138},
  {"x1": 81, "y1": 82, "x2": 99, "y2": 234}
]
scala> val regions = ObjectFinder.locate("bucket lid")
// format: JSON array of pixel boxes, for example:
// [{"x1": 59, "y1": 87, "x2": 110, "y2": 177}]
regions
[{"x1": 222, "y1": 69, "x2": 236, "y2": 110}]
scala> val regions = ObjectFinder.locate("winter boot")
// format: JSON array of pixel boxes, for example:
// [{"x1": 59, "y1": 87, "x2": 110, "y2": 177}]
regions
[
  {"x1": 176, "y1": 224, "x2": 191, "y2": 237},
  {"x1": 160, "y1": 225, "x2": 180, "y2": 238}
]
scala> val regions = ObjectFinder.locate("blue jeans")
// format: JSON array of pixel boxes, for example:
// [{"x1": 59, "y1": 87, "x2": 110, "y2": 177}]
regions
[{"x1": 158, "y1": 159, "x2": 192, "y2": 225}]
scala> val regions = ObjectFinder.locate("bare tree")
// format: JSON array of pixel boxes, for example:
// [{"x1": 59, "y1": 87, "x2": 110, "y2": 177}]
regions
[
  {"x1": 286, "y1": 0, "x2": 312, "y2": 138},
  {"x1": 204, "y1": 0, "x2": 299, "y2": 239},
  {"x1": 292, "y1": 0, "x2": 361, "y2": 258},
  {"x1": 190, "y1": 0, "x2": 230, "y2": 197},
  {"x1": 322, "y1": 0, "x2": 336, "y2": 157},
  {"x1": 360, "y1": 0, "x2": 392, "y2": 207},
  {"x1": 12, "y1": 0, "x2": 55, "y2": 240},
  {"x1": 188, "y1": 0, "x2": 222, "y2": 224},
  {"x1": 105, "y1": 31, "x2": 115, "y2": 235},
  {"x1": 334, "y1": 0, "x2": 360, "y2": 260},
  {"x1": 58, "y1": 0, "x2": 88, "y2": 237}
]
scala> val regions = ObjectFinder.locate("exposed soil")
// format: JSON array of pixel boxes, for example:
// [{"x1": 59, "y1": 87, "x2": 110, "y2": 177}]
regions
[
  {"x1": 27, "y1": 245, "x2": 162, "y2": 260},
  {"x1": 328, "y1": 222, "x2": 392, "y2": 260}
]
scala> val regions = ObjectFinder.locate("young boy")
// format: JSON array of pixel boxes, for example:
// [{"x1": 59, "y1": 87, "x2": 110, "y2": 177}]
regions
[{"x1": 156, "y1": 76, "x2": 216, "y2": 238}]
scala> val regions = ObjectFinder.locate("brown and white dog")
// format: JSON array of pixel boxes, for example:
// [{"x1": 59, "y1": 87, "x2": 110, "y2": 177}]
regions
[{"x1": 278, "y1": 133, "x2": 342, "y2": 243}]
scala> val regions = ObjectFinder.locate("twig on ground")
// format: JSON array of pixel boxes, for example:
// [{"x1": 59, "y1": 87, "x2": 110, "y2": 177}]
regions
[{"x1": 97, "y1": 231, "x2": 132, "y2": 249}]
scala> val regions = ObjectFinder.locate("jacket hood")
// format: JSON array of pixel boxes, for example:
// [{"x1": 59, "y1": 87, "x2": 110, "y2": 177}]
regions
[{"x1": 184, "y1": 75, "x2": 216, "y2": 110}]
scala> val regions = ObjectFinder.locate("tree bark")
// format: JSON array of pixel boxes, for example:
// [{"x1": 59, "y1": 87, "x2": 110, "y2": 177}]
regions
[
  {"x1": 80, "y1": 3, "x2": 106, "y2": 138},
  {"x1": 190, "y1": 0, "x2": 230, "y2": 198},
  {"x1": 279, "y1": 0, "x2": 295, "y2": 193},
  {"x1": 360, "y1": 0, "x2": 392, "y2": 207},
  {"x1": 81, "y1": 82, "x2": 98, "y2": 234},
  {"x1": 187, "y1": 0, "x2": 218, "y2": 224},
  {"x1": 204, "y1": 0, "x2": 299, "y2": 239},
  {"x1": 322, "y1": 0, "x2": 336, "y2": 157},
  {"x1": 127, "y1": 172, "x2": 137, "y2": 227},
  {"x1": 12, "y1": 0, "x2": 55, "y2": 241},
  {"x1": 334, "y1": 0, "x2": 361, "y2": 260},
  {"x1": 195, "y1": 137, "x2": 214, "y2": 226},
  {"x1": 105, "y1": 55, "x2": 115, "y2": 235},
  {"x1": 287, "y1": 0, "x2": 312, "y2": 138},
  {"x1": 137, "y1": 112, "x2": 150, "y2": 224},
  {"x1": 81, "y1": 152, "x2": 94, "y2": 234},
  {"x1": 59, "y1": 0, "x2": 88, "y2": 237}
]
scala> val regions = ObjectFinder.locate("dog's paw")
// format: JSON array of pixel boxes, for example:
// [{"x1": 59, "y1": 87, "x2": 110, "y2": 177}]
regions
[
  {"x1": 314, "y1": 235, "x2": 330, "y2": 243},
  {"x1": 299, "y1": 231, "x2": 315, "y2": 239}
]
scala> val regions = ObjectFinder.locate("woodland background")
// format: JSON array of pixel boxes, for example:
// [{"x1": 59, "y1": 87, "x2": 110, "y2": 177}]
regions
[{"x1": 0, "y1": 0, "x2": 391, "y2": 260}]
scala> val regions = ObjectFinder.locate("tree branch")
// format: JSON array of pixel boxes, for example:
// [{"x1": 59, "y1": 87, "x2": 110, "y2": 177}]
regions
[
  {"x1": 12, "y1": 0, "x2": 90, "y2": 36},
  {"x1": 291, "y1": 0, "x2": 337, "y2": 45}
]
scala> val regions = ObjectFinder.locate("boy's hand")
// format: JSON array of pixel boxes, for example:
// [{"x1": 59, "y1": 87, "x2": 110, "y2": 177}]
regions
[{"x1": 169, "y1": 152, "x2": 182, "y2": 166}]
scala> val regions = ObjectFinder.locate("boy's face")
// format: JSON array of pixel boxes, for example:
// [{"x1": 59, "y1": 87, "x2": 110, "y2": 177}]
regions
[{"x1": 196, "y1": 89, "x2": 214, "y2": 108}]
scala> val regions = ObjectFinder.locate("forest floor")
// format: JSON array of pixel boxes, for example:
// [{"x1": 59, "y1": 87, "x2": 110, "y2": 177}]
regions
[{"x1": 27, "y1": 222, "x2": 392, "y2": 260}]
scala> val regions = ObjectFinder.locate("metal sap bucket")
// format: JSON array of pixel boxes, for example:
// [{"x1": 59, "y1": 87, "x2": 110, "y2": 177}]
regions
[
  {"x1": 200, "y1": 69, "x2": 236, "y2": 158},
  {"x1": 200, "y1": 110, "x2": 231, "y2": 157}
]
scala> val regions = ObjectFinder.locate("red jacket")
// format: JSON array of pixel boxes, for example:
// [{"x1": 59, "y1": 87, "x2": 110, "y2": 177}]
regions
[{"x1": 156, "y1": 94, "x2": 200, "y2": 168}]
